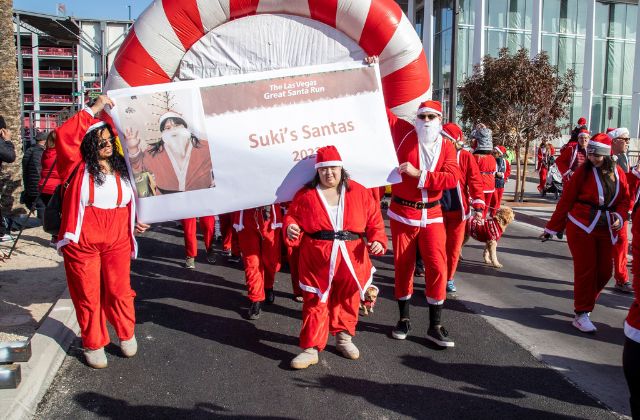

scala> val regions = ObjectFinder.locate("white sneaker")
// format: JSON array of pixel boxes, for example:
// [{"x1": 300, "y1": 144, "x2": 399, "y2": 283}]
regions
[
  {"x1": 120, "y1": 335, "x2": 138, "y2": 357},
  {"x1": 84, "y1": 347, "x2": 108, "y2": 369},
  {"x1": 336, "y1": 331, "x2": 360, "y2": 360},
  {"x1": 572, "y1": 313, "x2": 597, "y2": 333},
  {"x1": 290, "y1": 348, "x2": 319, "y2": 369}
]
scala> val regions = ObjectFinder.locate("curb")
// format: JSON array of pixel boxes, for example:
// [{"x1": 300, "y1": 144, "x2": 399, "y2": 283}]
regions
[
  {"x1": 512, "y1": 210, "x2": 547, "y2": 229},
  {"x1": 0, "y1": 289, "x2": 78, "y2": 420}
]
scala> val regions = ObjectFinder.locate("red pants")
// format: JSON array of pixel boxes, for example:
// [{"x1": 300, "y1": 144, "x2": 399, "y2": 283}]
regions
[
  {"x1": 182, "y1": 216, "x2": 215, "y2": 258},
  {"x1": 566, "y1": 222, "x2": 613, "y2": 313},
  {"x1": 483, "y1": 192, "x2": 494, "y2": 217},
  {"x1": 443, "y1": 211, "x2": 466, "y2": 281},
  {"x1": 62, "y1": 206, "x2": 135, "y2": 350},
  {"x1": 237, "y1": 228, "x2": 281, "y2": 302},
  {"x1": 390, "y1": 219, "x2": 447, "y2": 304},
  {"x1": 286, "y1": 245, "x2": 303, "y2": 296},
  {"x1": 219, "y1": 213, "x2": 240, "y2": 255},
  {"x1": 299, "y1": 258, "x2": 360, "y2": 351},
  {"x1": 538, "y1": 167, "x2": 548, "y2": 191},
  {"x1": 489, "y1": 188, "x2": 504, "y2": 217},
  {"x1": 613, "y1": 220, "x2": 629, "y2": 284}
]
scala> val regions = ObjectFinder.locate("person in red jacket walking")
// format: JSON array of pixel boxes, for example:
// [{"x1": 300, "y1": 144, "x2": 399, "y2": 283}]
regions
[
  {"x1": 471, "y1": 125, "x2": 497, "y2": 218},
  {"x1": 284, "y1": 145, "x2": 386, "y2": 369},
  {"x1": 541, "y1": 133, "x2": 630, "y2": 333},
  {"x1": 385, "y1": 99, "x2": 460, "y2": 348},
  {"x1": 39, "y1": 131, "x2": 63, "y2": 244},
  {"x1": 556, "y1": 129, "x2": 589, "y2": 183},
  {"x1": 233, "y1": 204, "x2": 282, "y2": 320},
  {"x1": 439, "y1": 123, "x2": 484, "y2": 293},
  {"x1": 489, "y1": 146, "x2": 511, "y2": 217},
  {"x1": 536, "y1": 140, "x2": 555, "y2": 194}
]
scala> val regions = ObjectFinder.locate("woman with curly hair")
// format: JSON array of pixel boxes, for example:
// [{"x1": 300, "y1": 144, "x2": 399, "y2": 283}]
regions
[{"x1": 56, "y1": 95, "x2": 148, "y2": 369}]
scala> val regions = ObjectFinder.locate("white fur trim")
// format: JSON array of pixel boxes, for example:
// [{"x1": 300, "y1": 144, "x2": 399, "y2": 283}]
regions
[
  {"x1": 398, "y1": 294, "x2": 412, "y2": 301},
  {"x1": 426, "y1": 297, "x2": 445, "y2": 305},
  {"x1": 417, "y1": 170, "x2": 428, "y2": 189},
  {"x1": 625, "y1": 320, "x2": 640, "y2": 343},
  {"x1": 544, "y1": 228, "x2": 558, "y2": 235},
  {"x1": 607, "y1": 127, "x2": 630, "y2": 139},
  {"x1": 159, "y1": 111, "x2": 183, "y2": 126},
  {"x1": 417, "y1": 107, "x2": 442, "y2": 116},
  {"x1": 315, "y1": 160, "x2": 343, "y2": 169},
  {"x1": 86, "y1": 121, "x2": 106, "y2": 134},
  {"x1": 588, "y1": 140, "x2": 611, "y2": 150},
  {"x1": 387, "y1": 208, "x2": 443, "y2": 227}
]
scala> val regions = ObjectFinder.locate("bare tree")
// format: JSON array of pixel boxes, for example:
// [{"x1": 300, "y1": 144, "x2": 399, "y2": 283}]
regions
[{"x1": 458, "y1": 48, "x2": 574, "y2": 202}]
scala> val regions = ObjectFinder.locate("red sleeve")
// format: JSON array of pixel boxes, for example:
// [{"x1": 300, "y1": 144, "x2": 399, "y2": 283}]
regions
[
  {"x1": 545, "y1": 165, "x2": 585, "y2": 234},
  {"x1": 363, "y1": 188, "x2": 388, "y2": 252},
  {"x1": 465, "y1": 152, "x2": 485, "y2": 210},
  {"x1": 555, "y1": 146, "x2": 572, "y2": 176},
  {"x1": 283, "y1": 189, "x2": 306, "y2": 247},
  {"x1": 423, "y1": 141, "x2": 461, "y2": 191},
  {"x1": 55, "y1": 109, "x2": 101, "y2": 181},
  {"x1": 505, "y1": 160, "x2": 511, "y2": 180},
  {"x1": 615, "y1": 166, "x2": 631, "y2": 219}
]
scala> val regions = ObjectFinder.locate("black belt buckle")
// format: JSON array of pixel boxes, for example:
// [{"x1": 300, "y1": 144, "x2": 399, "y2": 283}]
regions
[
  {"x1": 415, "y1": 202, "x2": 425, "y2": 210},
  {"x1": 335, "y1": 231, "x2": 349, "y2": 241}
]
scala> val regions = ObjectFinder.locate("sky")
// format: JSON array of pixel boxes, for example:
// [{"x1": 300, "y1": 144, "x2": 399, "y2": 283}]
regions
[{"x1": 13, "y1": 0, "x2": 145, "y2": 21}]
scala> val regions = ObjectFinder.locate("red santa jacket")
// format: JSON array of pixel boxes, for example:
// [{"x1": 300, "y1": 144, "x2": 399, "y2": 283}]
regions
[
  {"x1": 54, "y1": 108, "x2": 137, "y2": 257},
  {"x1": 386, "y1": 109, "x2": 460, "y2": 227},
  {"x1": 536, "y1": 144, "x2": 555, "y2": 171},
  {"x1": 454, "y1": 149, "x2": 485, "y2": 219},
  {"x1": 232, "y1": 204, "x2": 283, "y2": 234},
  {"x1": 129, "y1": 140, "x2": 213, "y2": 194},
  {"x1": 545, "y1": 163, "x2": 630, "y2": 245},
  {"x1": 556, "y1": 143, "x2": 586, "y2": 181},
  {"x1": 473, "y1": 153, "x2": 497, "y2": 194},
  {"x1": 38, "y1": 146, "x2": 62, "y2": 195},
  {"x1": 626, "y1": 205, "x2": 640, "y2": 343},
  {"x1": 283, "y1": 181, "x2": 387, "y2": 302}
]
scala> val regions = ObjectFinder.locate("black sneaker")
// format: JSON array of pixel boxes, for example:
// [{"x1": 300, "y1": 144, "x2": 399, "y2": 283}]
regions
[
  {"x1": 265, "y1": 289, "x2": 275, "y2": 304},
  {"x1": 426, "y1": 325, "x2": 455, "y2": 348},
  {"x1": 391, "y1": 319, "x2": 411, "y2": 340},
  {"x1": 414, "y1": 264, "x2": 425, "y2": 277},
  {"x1": 228, "y1": 254, "x2": 241, "y2": 263},
  {"x1": 206, "y1": 247, "x2": 217, "y2": 264},
  {"x1": 248, "y1": 301, "x2": 262, "y2": 320}
]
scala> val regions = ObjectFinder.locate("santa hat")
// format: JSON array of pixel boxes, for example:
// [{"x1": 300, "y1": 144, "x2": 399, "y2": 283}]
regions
[
  {"x1": 441, "y1": 123, "x2": 463, "y2": 144},
  {"x1": 159, "y1": 111, "x2": 184, "y2": 127},
  {"x1": 606, "y1": 127, "x2": 616, "y2": 134},
  {"x1": 417, "y1": 100, "x2": 442, "y2": 116},
  {"x1": 607, "y1": 127, "x2": 630, "y2": 139},
  {"x1": 494, "y1": 145, "x2": 506, "y2": 155},
  {"x1": 577, "y1": 117, "x2": 587, "y2": 126},
  {"x1": 315, "y1": 145, "x2": 343, "y2": 169},
  {"x1": 86, "y1": 121, "x2": 107, "y2": 135},
  {"x1": 577, "y1": 128, "x2": 590, "y2": 138},
  {"x1": 587, "y1": 133, "x2": 612, "y2": 156}
]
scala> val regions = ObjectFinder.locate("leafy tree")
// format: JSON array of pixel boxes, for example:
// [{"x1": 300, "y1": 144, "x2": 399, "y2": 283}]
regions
[{"x1": 458, "y1": 48, "x2": 575, "y2": 202}]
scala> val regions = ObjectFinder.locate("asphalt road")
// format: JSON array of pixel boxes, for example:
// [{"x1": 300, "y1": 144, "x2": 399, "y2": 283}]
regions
[{"x1": 36, "y1": 220, "x2": 623, "y2": 419}]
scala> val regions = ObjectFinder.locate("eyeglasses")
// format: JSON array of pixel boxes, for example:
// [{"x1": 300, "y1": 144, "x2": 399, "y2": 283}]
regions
[
  {"x1": 98, "y1": 137, "x2": 115, "y2": 149},
  {"x1": 617, "y1": 137, "x2": 631, "y2": 142},
  {"x1": 417, "y1": 114, "x2": 439, "y2": 121}
]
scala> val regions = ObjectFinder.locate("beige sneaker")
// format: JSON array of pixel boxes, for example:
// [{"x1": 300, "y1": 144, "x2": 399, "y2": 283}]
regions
[
  {"x1": 290, "y1": 348, "x2": 319, "y2": 369},
  {"x1": 336, "y1": 331, "x2": 360, "y2": 360},
  {"x1": 84, "y1": 347, "x2": 108, "y2": 369},
  {"x1": 120, "y1": 335, "x2": 138, "y2": 357}
]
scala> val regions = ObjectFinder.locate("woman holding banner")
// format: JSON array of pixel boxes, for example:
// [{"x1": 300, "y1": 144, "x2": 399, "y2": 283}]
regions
[{"x1": 284, "y1": 145, "x2": 387, "y2": 369}]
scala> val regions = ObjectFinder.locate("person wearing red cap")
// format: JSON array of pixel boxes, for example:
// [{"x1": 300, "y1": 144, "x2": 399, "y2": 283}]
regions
[
  {"x1": 233, "y1": 204, "x2": 283, "y2": 319},
  {"x1": 284, "y1": 145, "x2": 386, "y2": 369},
  {"x1": 55, "y1": 95, "x2": 149, "y2": 369},
  {"x1": 565, "y1": 117, "x2": 588, "y2": 151},
  {"x1": 489, "y1": 146, "x2": 511, "y2": 217},
  {"x1": 609, "y1": 127, "x2": 635, "y2": 294},
  {"x1": 384, "y1": 99, "x2": 460, "y2": 348},
  {"x1": 536, "y1": 139, "x2": 555, "y2": 194},
  {"x1": 556, "y1": 129, "x2": 589, "y2": 183},
  {"x1": 439, "y1": 123, "x2": 485, "y2": 293},
  {"x1": 541, "y1": 133, "x2": 630, "y2": 333}
]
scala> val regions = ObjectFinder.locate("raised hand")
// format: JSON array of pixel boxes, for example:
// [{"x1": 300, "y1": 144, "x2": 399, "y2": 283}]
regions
[{"x1": 124, "y1": 127, "x2": 141, "y2": 154}]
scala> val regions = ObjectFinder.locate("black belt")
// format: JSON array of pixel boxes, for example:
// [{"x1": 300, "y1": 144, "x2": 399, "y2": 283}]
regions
[
  {"x1": 393, "y1": 196, "x2": 440, "y2": 210},
  {"x1": 577, "y1": 199, "x2": 614, "y2": 212},
  {"x1": 309, "y1": 230, "x2": 364, "y2": 241}
]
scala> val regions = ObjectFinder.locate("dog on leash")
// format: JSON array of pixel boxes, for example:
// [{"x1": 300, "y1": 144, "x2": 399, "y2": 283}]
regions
[
  {"x1": 463, "y1": 207, "x2": 515, "y2": 268},
  {"x1": 360, "y1": 285, "x2": 379, "y2": 316}
]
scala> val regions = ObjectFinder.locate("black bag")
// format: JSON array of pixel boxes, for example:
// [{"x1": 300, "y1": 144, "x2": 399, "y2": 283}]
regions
[{"x1": 43, "y1": 163, "x2": 80, "y2": 236}]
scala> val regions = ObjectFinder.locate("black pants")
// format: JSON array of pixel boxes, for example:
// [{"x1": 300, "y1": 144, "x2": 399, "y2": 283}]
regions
[{"x1": 624, "y1": 337, "x2": 640, "y2": 419}]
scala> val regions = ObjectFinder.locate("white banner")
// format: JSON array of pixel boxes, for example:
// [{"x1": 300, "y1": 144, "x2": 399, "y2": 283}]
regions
[{"x1": 108, "y1": 62, "x2": 400, "y2": 223}]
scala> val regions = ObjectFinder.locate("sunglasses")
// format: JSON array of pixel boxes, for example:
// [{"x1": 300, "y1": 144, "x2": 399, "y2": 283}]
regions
[
  {"x1": 98, "y1": 137, "x2": 116, "y2": 149},
  {"x1": 617, "y1": 137, "x2": 631, "y2": 142},
  {"x1": 417, "y1": 114, "x2": 439, "y2": 121}
]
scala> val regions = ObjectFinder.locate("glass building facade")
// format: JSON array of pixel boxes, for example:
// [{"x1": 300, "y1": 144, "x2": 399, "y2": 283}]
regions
[{"x1": 397, "y1": 0, "x2": 640, "y2": 137}]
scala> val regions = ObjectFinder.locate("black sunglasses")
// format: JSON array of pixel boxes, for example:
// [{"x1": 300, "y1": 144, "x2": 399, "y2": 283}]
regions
[
  {"x1": 417, "y1": 114, "x2": 438, "y2": 121},
  {"x1": 98, "y1": 137, "x2": 116, "y2": 149}
]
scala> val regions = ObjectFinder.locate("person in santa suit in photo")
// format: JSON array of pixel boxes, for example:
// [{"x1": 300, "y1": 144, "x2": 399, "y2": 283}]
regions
[
  {"x1": 470, "y1": 124, "x2": 497, "y2": 218},
  {"x1": 439, "y1": 123, "x2": 485, "y2": 293},
  {"x1": 536, "y1": 139, "x2": 555, "y2": 194},
  {"x1": 233, "y1": 204, "x2": 283, "y2": 320},
  {"x1": 384, "y1": 99, "x2": 461, "y2": 348},
  {"x1": 556, "y1": 128, "x2": 589, "y2": 183},
  {"x1": 609, "y1": 127, "x2": 635, "y2": 294},
  {"x1": 55, "y1": 95, "x2": 149, "y2": 369},
  {"x1": 284, "y1": 145, "x2": 386, "y2": 369},
  {"x1": 489, "y1": 145, "x2": 511, "y2": 217},
  {"x1": 541, "y1": 133, "x2": 630, "y2": 333}
]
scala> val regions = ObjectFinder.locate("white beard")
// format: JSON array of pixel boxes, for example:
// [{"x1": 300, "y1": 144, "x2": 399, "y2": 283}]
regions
[
  {"x1": 415, "y1": 119, "x2": 442, "y2": 172},
  {"x1": 162, "y1": 127, "x2": 191, "y2": 161}
]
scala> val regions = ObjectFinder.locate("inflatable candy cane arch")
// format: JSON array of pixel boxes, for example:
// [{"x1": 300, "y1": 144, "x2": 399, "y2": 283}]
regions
[{"x1": 106, "y1": 0, "x2": 430, "y2": 122}]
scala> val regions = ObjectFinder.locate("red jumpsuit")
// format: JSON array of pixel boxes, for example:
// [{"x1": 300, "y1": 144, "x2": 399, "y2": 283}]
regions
[
  {"x1": 283, "y1": 181, "x2": 387, "y2": 351},
  {"x1": 55, "y1": 109, "x2": 137, "y2": 350},
  {"x1": 386, "y1": 110, "x2": 460, "y2": 304},
  {"x1": 233, "y1": 205, "x2": 282, "y2": 302},
  {"x1": 536, "y1": 144, "x2": 555, "y2": 192},
  {"x1": 473, "y1": 153, "x2": 497, "y2": 217},
  {"x1": 545, "y1": 163, "x2": 630, "y2": 313},
  {"x1": 443, "y1": 149, "x2": 485, "y2": 282},
  {"x1": 182, "y1": 216, "x2": 215, "y2": 258},
  {"x1": 219, "y1": 212, "x2": 240, "y2": 256}
]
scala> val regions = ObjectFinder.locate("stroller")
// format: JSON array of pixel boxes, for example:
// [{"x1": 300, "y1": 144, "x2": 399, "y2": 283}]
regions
[{"x1": 543, "y1": 156, "x2": 563, "y2": 199}]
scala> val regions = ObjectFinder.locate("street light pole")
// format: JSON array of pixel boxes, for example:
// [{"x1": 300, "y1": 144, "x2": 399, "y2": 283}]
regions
[{"x1": 449, "y1": 0, "x2": 459, "y2": 123}]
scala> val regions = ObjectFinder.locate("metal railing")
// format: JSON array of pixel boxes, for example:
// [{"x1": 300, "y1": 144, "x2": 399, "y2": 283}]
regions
[{"x1": 39, "y1": 94, "x2": 73, "y2": 103}]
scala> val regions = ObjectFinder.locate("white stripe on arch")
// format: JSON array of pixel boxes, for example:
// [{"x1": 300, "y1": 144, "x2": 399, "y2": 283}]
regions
[
  {"x1": 378, "y1": 13, "x2": 424, "y2": 78},
  {"x1": 336, "y1": 0, "x2": 372, "y2": 43},
  {"x1": 196, "y1": 0, "x2": 231, "y2": 32},
  {"x1": 256, "y1": 0, "x2": 311, "y2": 17},
  {"x1": 104, "y1": 66, "x2": 131, "y2": 92}
]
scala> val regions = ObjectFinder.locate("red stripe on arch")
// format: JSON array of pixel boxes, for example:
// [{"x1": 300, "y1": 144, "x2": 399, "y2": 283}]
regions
[
  {"x1": 309, "y1": 0, "x2": 338, "y2": 28},
  {"x1": 113, "y1": 30, "x2": 170, "y2": 87},
  {"x1": 382, "y1": 53, "x2": 430, "y2": 109},
  {"x1": 162, "y1": 0, "x2": 205, "y2": 51},
  {"x1": 230, "y1": 0, "x2": 260, "y2": 20},
  {"x1": 360, "y1": 0, "x2": 402, "y2": 56}
]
